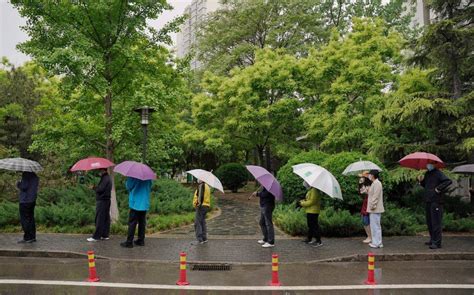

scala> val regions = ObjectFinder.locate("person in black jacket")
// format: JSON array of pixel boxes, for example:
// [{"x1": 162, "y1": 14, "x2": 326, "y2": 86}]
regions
[
  {"x1": 251, "y1": 187, "x2": 276, "y2": 248},
  {"x1": 418, "y1": 163, "x2": 452, "y2": 249},
  {"x1": 87, "y1": 169, "x2": 112, "y2": 242},
  {"x1": 17, "y1": 172, "x2": 39, "y2": 243}
]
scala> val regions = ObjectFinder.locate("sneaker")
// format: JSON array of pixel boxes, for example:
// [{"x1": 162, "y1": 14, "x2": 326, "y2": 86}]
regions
[
  {"x1": 101, "y1": 237, "x2": 110, "y2": 241},
  {"x1": 302, "y1": 239, "x2": 311, "y2": 243},
  {"x1": 87, "y1": 237, "x2": 99, "y2": 242},
  {"x1": 262, "y1": 242, "x2": 275, "y2": 248},
  {"x1": 199, "y1": 241, "x2": 206, "y2": 245},
  {"x1": 424, "y1": 241, "x2": 432, "y2": 246},
  {"x1": 429, "y1": 244, "x2": 441, "y2": 249},
  {"x1": 363, "y1": 238, "x2": 372, "y2": 244},
  {"x1": 202, "y1": 239, "x2": 208, "y2": 243},
  {"x1": 369, "y1": 243, "x2": 383, "y2": 248},
  {"x1": 257, "y1": 240, "x2": 266, "y2": 244},
  {"x1": 312, "y1": 242, "x2": 323, "y2": 248},
  {"x1": 25, "y1": 239, "x2": 37, "y2": 243},
  {"x1": 134, "y1": 240, "x2": 145, "y2": 246},
  {"x1": 308, "y1": 240, "x2": 317, "y2": 245},
  {"x1": 120, "y1": 242, "x2": 133, "y2": 248}
]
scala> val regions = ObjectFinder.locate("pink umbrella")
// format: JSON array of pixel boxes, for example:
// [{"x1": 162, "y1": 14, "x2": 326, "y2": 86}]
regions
[
  {"x1": 399, "y1": 152, "x2": 445, "y2": 170},
  {"x1": 70, "y1": 157, "x2": 115, "y2": 171},
  {"x1": 246, "y1": 165, "x2": 283, "y2": 201},
  {"x1": 114, "y1": 161, "x2": 156, "y2": 180}
]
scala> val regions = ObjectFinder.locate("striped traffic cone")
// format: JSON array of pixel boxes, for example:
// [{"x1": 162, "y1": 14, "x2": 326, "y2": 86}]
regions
[
  {"x1": 269, "y1": 254, "x2": 281, "y2": 286},
  {"x1": 86, "y1": 251, "x2": 100, "y2": 282},
  {"x1": 176, "y1": 252, "x2": 190, "y2": 286},
  {"x1": 364, "y1": 252, "x2": 376, "y2": 285}
]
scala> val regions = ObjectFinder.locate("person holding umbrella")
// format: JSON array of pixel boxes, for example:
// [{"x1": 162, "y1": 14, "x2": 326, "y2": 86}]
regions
[
  {"x1": 87, "y1": 168, "x2": 112, "y2": 242},
  {"x1": 299, "y1": 181, "x2": 323, "y2": 247},
  {"x1": 359, "y1": 171, "x2": 372, "y2": 244},
  {"x1": 120, "y1": 177, "x2": 152, "y2": 248},
  {"x1": 251, "y1": 186, "x2": 276, "y2": 248},
  {"x1": 193, "y1": 179, "x2": 211, "y2": 244},
  {"x1": 418, "y1": 163, "x2": 452, "y2": 249},
  {"x1": 367, "y1": 170, "x2": 384, "y2": 249},
  {"x1": 17, "y1": 171, "x2": 39, "y2": 243}
]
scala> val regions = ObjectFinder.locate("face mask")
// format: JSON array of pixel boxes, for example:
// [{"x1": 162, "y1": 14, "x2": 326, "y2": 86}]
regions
[{"x1": 426, "y1": 164, "x2": 434, "y2": 171}]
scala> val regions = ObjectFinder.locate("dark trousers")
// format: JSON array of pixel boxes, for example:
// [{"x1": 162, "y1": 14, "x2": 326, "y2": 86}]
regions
[
  {"x1": 426, "y1": 202, "x2": 443, "y2": 246},
  {"x1": 93, "y1": 199, "x2": 111, "y2": 240},
  {"x1": 259, "y1": 205, "x2": 275, "y2": 244},
  {"x1": 195, "y1": 206, "x2": 208, "y2": 242},
  {"x1": 19, "y1": 202, "x2": 36, "y2": 241},
  {"x1": 127, "y1": 209, "x2": 147, "y2": 244},
  {"x1": 306, "y1": 213, "x2": 321, "y2": 243}
]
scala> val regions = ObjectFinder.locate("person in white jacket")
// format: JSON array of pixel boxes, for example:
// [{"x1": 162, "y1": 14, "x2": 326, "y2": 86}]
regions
[{"x1": 367, "y1": 170, "x2": 384, "y2": 248}]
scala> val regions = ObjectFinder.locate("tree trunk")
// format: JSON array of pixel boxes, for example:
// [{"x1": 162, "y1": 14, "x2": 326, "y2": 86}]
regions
[
  {"x1": 265, "y1": 145, "x2": 272, "y2": 173},
  {"x1": 257, "y1": 146, "x2": 265, "y2": 168},
  {"x1": 105, "y1": 84, "x2": 119, "y2": 223}
]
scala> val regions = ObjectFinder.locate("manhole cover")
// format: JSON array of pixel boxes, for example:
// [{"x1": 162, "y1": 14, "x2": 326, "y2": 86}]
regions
[{"x1": 191, "y1": 263, "x2": 232, "y2": 271}]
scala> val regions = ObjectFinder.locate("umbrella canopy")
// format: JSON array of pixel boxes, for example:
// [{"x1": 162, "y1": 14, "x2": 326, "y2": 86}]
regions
[
  {"x1": 292, "y1": 163, "x2": 343, "y2": 200},
  {"x1": 246, "y1": 165, "x2": 283, "y2": 201},
  {"x1": 70, "y1": 157, "x2": 115, "y2": 172},
  {"x1": 342, "y1": 160, "x2": 383, "y2": 176},
  {"x1": 186, "y1": 169, "x2": 224, "y2": 193},
  {"x1": 452, "y1": 164, "x2": 474, "y2": 174},
  {"x1": 114, "y1": 161, "x2": 156, "y2": 180},
  {"x1": 0, "y1": 157, "x2": 43, "y2": 172},
  {"x1": 399, "y1": 152, "x2": 445, "y2": 170}
]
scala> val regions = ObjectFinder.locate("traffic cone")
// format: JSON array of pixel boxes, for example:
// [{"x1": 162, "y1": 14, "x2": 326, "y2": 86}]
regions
[
  {"x1": 269, "y1": 254, "x2": 281, "y2": 286},
  {"x1": 364, "y1": 252, "x2": 376, "y2": 285},
  {"x1": 86, "y1": 251, "x2": 100, "y2": 282},
  {"x1": 176, "y1": 252, "x2": 190, "y2": 286}
]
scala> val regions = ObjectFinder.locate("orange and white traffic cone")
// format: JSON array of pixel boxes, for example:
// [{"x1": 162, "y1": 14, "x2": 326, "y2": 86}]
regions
[
  {"x1": 176, "y1": 252, "x2": 190, "y2": 286},
  {"x1": 86, "y1": 251, "x2": 100, "y2": 282},
  {"x1": 364, "y1": 252, "x2": 376, "y2": 285},
  {"x1": 269, "y1": 254, "x2": 281, "y2": 286}
]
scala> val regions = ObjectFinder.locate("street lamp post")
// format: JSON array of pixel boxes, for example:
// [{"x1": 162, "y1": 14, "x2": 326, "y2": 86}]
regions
[{"x1": 134, "y1": 106, "x2": 155, "y2": 163}]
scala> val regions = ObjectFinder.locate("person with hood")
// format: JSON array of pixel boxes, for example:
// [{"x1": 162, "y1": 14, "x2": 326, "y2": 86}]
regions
[
  {"x1": 299, "y1": 181, "x2": 323, "y2": 247},
  {"x1": 17, "y1": 172, "x2": 39, "y2": 243},
  {"x1": 367, "y1": 170, "x2": 384, "y2": 249},
  {"x1": 418, "y1": 163, "x2": 452, "y2": 249},
  {"x1": 193, "y1": 180, "x2": 211, "y2": 244},
  {"x1": 121, "y1": 177, "x2": 152, "y2": 248},
  {"x1": 251, "y1": 186, "x2": 276, "y2": 248},
  {"x1": 359, "y1": 171, "x2": 372, "y2": 244},
  {"x1": 87, "y1": 169, "x2": 112, "y2": 242}
]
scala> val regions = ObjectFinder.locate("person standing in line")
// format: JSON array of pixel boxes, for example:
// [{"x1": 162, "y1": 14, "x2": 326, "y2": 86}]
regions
[
  {"x1": 17, "y1": 171, "x2": 39, "y2": 243},
  {"x1": 251, "y1": 186, "x2": 276, "y2": 248},
  {"x1": 193, "y1": 180, "x2": 211, "y2": 245},
  {"x1": 359, "y1": 171, "x2": 372, "y2": 244},
  {"x1": 367, "y1": 170, "x2": 384, "y2": 249},
  {"x1": 418, "y1": 163, "x2": 452, "y2": 249},
  {"x1": 87, "y1": 169, "x2": 112, "y2": 242},
  {"x1": 299, "y1": 181, "x2": 323, "y2": 248},
  {"x1": 120, "y1": 177, "x2": 152, "y2": 248}
]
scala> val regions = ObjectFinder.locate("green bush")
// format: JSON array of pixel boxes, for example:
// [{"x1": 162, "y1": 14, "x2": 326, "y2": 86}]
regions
[
  {"x1": 277, "y1": 150, "x2": 329, "y2": 204},
  {"x1": 0, "y1": 201, "x2": 20, "y2": 227},
  {"x1": 215, "y1": 163, "x2": 249, "y2": 192},
  {"x1": 443, "y1": 213, "x2": 474, "y2": 232},
  {"x1": 381, "y1": 203, "x2": 425, "y2": 236},
  {"x1": 149, "y1": 179, "x2": 194, "y2": 214}
]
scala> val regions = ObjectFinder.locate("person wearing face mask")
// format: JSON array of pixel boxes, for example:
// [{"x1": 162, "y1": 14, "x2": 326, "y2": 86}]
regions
[
  {"x1": 299, "y1": 181, "x2": 323, "y2": 247},
  {"x1": 367, "y1": 170, "x2": 384, "y2": 248},
  {"x1": 359, "y1": 171, "x2": 372, "y2": 244},
  {"x1": 418, "y1": 163, "x2": 452, "y2": 249},
  {"x1": 193, "y1": 179, "x2": 211, "y2": 245}
]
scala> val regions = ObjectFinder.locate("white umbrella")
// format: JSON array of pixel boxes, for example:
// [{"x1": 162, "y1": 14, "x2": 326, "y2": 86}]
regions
[
  {"x1": 342, "y1": 160, "x2": 382, "y2": 176},
  {"x1": 292, "y1": 163, "x2": 343, "y2": 200},
  {"x1": 186, "y1": 169, "x2": 224, "y2": 193}
]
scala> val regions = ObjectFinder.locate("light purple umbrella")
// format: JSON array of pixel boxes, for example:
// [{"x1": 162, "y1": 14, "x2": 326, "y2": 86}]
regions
[
  {"x1": 114, "y1": 161, "x2": 156, "y2": 181},
  {"x1": 246, "y1": 165, "x2": 283, "y2": 201}
]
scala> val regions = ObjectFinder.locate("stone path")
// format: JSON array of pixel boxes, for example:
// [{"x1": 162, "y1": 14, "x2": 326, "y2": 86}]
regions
[{"x1": 157, "y1": 192, "x2": 286, "y2": 238}]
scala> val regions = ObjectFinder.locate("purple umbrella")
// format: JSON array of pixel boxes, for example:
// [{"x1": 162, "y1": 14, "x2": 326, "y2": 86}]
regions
[
  {"x1": 114, "y1": 161, "x2": 156, "y2": 181},
  {"x1": 246, "y1": 165, "x2": 283, "y2": 201}
]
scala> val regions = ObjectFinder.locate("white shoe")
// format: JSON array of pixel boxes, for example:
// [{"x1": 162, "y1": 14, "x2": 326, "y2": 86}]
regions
[
  {"x1": 87, "y1": 237, "x2": 99, "y2": 242},
  {"x1": 262, "y1": 242, "x2": 275, "y2": 248},
  {"x1": 369, "y1": 243, "x2": 383, "y2": 248},
  {"x1": 363, "y1": 238, "x2": 371, "y2": 244},
  {"x1": 257, "y1": 240, "x2": 265, "y2": 244},
  {"x1": 101, "y1": 237, "x2": 110, "y2": 241}
]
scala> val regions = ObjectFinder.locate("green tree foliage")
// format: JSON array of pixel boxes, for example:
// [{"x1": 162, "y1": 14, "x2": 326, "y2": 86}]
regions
[{"x1": 214, "y1": 163, "x2": 248, "y2": 193}]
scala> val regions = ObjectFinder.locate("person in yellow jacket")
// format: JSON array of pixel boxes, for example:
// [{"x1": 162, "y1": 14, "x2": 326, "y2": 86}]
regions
[
  {"x1": 193, "y1": 180, "x2": 211, "y2": 244},
  {"x1": 299, "y1": 181, "x2": 323, "y2": 247}
]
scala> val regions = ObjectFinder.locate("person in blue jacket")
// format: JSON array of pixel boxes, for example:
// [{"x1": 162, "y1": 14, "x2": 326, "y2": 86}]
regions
[{"x1": 120, "y1": 177, "x2": 152, "y2": 248}]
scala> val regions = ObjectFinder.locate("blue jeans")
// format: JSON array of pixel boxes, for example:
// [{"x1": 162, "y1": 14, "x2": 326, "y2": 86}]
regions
[{"x1": 259, "y1": 205, "x2": 275, "y2": 244}]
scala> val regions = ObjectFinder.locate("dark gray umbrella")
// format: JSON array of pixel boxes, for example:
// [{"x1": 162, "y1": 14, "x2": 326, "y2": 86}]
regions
[
  {"x1": 0, "y1": 157, "x2": 43, "y2": 172},
  {"x1": 452, "y1": 164, "x2": 474, "y2": 174}
]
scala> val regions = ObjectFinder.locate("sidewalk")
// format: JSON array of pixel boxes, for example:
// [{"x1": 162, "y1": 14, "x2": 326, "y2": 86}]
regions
[{"x1": 1, "y1": 233, "x2": 473, "y2": 264}]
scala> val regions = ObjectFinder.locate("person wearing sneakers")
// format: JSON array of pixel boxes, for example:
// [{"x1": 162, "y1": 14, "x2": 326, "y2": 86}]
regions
[
  {"x1": 252, "y1": 186, "x2": 276, "y2": 248},
  {"x1": 367, "y1": 170, "x2": 384, "y2": 249},
  {"x1": 120, "y1": 177, "x2": 152, "y2": 248},
  {"x1": 299, "y1": 181, "x2": 323, "y2": 247},
  {"x1": 87, "y1": 169, "x2": 112, "y2": 242},
  {"x1": 359, "y1": 171, "x2": 372, "y2": 244},
  {"x1": 193, "y1": 180, "x2": 211, "y2": 245}
]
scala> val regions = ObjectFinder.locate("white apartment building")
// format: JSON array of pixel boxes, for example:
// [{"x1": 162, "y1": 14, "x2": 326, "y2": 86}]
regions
[{"x1": 176, "y1": 0, "x2": 221, "y2": 69}]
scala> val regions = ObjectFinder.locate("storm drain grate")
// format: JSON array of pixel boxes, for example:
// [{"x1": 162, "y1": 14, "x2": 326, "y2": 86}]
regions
[{"x1": 191, "y1": 263, "x2": 232, "y2": 271}]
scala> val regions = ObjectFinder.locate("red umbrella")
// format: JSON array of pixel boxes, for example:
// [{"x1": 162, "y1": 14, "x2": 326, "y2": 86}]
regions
[
  {"x1": 399, "y1": 152, "x2": 445, "y2": 170},
  {"x1": 70, "y1": 157, "x2": 115, "y2": 171}
]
